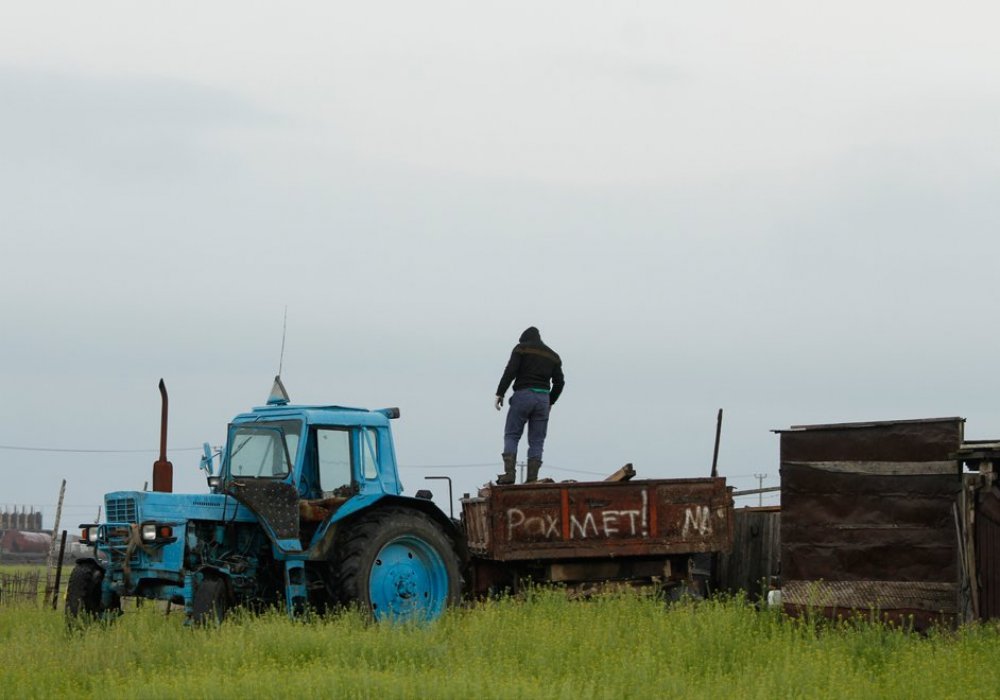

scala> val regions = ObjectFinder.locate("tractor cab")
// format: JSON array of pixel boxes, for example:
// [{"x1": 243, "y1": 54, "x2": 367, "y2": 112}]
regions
[{"x1": 217, "y1": 379, "x2": 405, "y2": 552}]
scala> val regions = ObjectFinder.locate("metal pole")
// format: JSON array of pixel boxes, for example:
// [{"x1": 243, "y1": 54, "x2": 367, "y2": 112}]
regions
[
  {"x1": 731, "y1": 486, "x2": 781, "y2": 497},
  {"x1": 711, "y1": 408, "x2": 723, "y2": 478},
  {"x1": 424, "y1": 476, "x2": 454, "y2": 519},
  {"x1": 51, "y1": 530, "x2": 67, "y2": 610}
]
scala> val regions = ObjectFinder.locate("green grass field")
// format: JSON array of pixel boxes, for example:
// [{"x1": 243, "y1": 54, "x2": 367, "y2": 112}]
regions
[{"x1": 2, "y1": 584, "x2": 1000, "y2": 699}]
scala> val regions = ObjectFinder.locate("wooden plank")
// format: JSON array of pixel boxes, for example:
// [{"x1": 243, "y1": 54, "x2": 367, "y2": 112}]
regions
[
  {"x1": 783, "y1": 461, "x2": 959, "y2": 476},
  {"x1": 604, "y1": 463, "x2": 636, "y2": 482}
]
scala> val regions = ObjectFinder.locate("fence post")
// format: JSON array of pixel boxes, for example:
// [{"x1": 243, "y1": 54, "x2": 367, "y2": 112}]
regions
[
  {"x1": 52, "y1": 530, "x2": 68, "y2": 610},
  {"x1": 45, "y1": 479, "x2": 67, "y2": 600}
]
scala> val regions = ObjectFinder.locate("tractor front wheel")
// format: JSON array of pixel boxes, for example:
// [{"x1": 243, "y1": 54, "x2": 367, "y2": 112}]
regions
[
  {"x1": 192, "y1": 575, "x2": 230, "y2": 626},
  {"x1": 333, "y1": 507, "x2": 462, "y2": 622},
  {"x1": 65, "y1": 561, "x2": 106, "y2": 624}
]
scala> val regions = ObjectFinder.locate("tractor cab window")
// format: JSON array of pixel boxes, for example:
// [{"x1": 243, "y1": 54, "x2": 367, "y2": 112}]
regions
[
  {"x1": 317, "y1": 428, "x2": 352, "y2": 496},
  {"x1": 361, "y1": 428, "x2": 379, "y2": 480},
  {"x1": 228, "y1": 421, "x2": 301, "y2": 478}
]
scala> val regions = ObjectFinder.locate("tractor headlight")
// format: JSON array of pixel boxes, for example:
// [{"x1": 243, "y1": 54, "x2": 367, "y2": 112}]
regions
[
  {"x1": 78, "y1": 525, "x2": 99, "y2": 544},
  {"x1": 140, "y1": 522, "x2": 174, "y2": 542}
]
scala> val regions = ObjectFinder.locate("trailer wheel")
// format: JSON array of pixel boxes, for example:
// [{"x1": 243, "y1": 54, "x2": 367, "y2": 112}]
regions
[
  {"x1": 192, "y1": 575, "x2": 230, "y2": 626},
  {"x1": 333, "y1": 507, "x2": 462, "y2": 622},
  {"x1": 65, "y1": 561, "x2": 104, "y2": 623}
]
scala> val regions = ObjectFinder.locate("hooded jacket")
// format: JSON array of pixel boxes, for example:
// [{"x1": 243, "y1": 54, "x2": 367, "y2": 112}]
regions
[{"x1": 495, "y1": 327, "x2": 565, "y2": 405}]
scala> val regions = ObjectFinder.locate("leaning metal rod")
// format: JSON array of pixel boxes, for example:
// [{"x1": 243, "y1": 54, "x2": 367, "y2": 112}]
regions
[{"x1": 711, "y1": 408, "x2": 723, "y2": 478}]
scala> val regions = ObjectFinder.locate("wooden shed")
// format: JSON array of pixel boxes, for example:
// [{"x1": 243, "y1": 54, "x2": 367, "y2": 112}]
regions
[{"x1": 776, "y1": 417, "x2": 965, "y2": 628}]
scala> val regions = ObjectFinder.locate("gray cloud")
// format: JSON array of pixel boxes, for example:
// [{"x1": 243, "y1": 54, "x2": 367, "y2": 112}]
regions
[{"x1": 0, "y1": 67, "x2": 275, "y2": 181}]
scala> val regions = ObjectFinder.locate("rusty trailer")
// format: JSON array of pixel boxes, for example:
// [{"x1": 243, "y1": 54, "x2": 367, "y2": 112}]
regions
[{"x1": 461, "y1": 477, "x2": 733, "y2": 596}]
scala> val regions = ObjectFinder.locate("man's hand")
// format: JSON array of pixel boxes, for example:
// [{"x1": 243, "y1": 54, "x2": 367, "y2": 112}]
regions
[{"x1": 494, "y1": 395, "x2": 503, "y2": 411}]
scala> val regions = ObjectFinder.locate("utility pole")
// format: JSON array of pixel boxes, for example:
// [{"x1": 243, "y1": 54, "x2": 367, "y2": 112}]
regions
[
  {"x1": 518, "y1": 460, "x2": 526, "y2": 484},
  {"x1": 753, "y1": 473, "x2": 767, "y2": 507}
]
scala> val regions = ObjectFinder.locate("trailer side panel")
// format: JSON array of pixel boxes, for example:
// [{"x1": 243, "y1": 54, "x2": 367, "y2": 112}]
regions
[{"x1": 463, "y1": 477, "x2": 732, "y2": 562}]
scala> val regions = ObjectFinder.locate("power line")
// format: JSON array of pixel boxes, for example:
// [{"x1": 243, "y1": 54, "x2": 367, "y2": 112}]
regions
[
  {"x1": 3, "y1": 447, "x2": 729, "y2": 481},
  {"x1": 0, "y1": 445, "x2": 204, "y2": 454},
  {"x1": 398, "y1": 462, "x2": 497, "y2": 469},
  {"x1": 399, "y1": 462, "x2": 612, "y2": 477},
  {"x1": 546, "y1": 465, "x2": 615, "y2": 477},
  {"x1": 2, "y1": 505, "x2": 103, "y2": 509}
]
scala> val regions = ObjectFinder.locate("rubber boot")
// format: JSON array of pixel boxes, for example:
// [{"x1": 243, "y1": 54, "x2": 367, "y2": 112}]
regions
[
  {"x1": 526, "y1": 458, "x2": 542, "y2": 483},
  {"x1": 496, "y1": 453, "x2": 516, "y2": 485}
]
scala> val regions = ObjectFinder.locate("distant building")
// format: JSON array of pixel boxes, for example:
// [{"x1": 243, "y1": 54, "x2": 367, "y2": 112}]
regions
[
  {"x1": 0, "y1": 507, "x2": 48, "y2": 563},
  {"x1": 0, "y1": 507, "x2": 43, "y2": 531}
]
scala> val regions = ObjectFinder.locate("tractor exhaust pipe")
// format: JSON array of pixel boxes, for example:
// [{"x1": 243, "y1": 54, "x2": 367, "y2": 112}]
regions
[{"x1": 152, "y1": 379, "x2": 173, "y2": 492}]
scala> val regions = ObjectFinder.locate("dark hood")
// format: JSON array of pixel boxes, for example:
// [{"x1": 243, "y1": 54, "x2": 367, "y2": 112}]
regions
[{"x1": 519, "y1": 326, "x2": 541, "y2": 343}]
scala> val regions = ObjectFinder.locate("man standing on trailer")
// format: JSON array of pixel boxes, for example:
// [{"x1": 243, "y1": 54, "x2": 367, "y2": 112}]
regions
[{"x1": 494, "y1": 326, "x2": 565, "y2": 484}]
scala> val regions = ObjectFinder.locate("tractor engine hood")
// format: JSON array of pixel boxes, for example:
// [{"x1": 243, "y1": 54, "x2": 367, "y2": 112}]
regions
[{"x1": 103, "y1": 490, "x2": 258, "y2": 526}]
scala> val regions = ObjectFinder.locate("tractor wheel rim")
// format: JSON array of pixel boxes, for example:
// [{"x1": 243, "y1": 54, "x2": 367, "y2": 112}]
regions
[{"x1": 368, "y1": 535, "x2": 448, "y2": 622}]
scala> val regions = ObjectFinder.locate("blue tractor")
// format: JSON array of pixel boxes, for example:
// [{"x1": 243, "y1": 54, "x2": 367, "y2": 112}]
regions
[{"x1": 67, "y1": 378, "x2": 465, "y2": 623}]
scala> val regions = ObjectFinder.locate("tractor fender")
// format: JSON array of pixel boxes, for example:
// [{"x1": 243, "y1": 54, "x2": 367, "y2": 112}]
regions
[
  {"x1": 315, "y1": 495, "x2": 469, "y2": 567},
  {"x1": 306, "y1": 493, "x2": 388, "y2": 561},
  {"x1": 376, "y1": 495, "x2": 469, "y2": 563}
]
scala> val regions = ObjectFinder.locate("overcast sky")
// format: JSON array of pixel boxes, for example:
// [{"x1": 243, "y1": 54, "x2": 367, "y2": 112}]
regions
[{"x1": 2, "y1": 1, "x2": 999, "y2": 527}]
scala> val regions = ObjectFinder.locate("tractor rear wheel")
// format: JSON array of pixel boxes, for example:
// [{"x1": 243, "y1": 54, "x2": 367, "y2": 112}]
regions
[
  {"x1": 192, "y1": 575, "x2": 230, "y2": 626},
  {"x1": 65, "y1": 561, "x2": 105, "y2": 623},
  {"x1": 333, "y1": 507, "x2": 462, "y2": 622}
]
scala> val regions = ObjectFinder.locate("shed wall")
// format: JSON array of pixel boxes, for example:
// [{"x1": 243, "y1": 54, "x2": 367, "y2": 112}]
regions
[{"x1": 778, "y1": 418, "x2": 964, "y2": 626}]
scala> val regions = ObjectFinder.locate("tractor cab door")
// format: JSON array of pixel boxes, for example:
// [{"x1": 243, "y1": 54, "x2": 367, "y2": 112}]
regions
[{"x1": 224, "y1": 422, "x2": 303, "y2": 549}]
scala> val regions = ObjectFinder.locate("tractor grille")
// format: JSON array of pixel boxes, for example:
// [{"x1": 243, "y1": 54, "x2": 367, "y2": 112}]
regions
[{"x1": 105, "y1": 497, "x2": 138, "y2": 523}]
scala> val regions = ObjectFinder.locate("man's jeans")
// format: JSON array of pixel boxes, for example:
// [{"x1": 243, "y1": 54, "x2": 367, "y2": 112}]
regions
[{"x1": 503, "y1": 389, "x2": 550, "y2": 460}]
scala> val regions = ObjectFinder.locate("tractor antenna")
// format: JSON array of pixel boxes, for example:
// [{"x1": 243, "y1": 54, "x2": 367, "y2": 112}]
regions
[{"x1": 278, "y1": 306, "x2": 288, "y2": 377}]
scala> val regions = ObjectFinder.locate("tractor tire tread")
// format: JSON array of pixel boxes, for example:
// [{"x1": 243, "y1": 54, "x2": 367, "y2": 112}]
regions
[
  {"x1": 65, "y1": 561, "x2": 103, "y2": 620},
  {"x1": 192, "y1": 575, "x2": 230, "y2": 626},
  {"x1": 330, "y1": 506, "x2": 463, "y2": 617}
]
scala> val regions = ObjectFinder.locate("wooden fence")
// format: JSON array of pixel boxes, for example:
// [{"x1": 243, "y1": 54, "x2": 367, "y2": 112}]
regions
[
  {"x1": 716, "y1": 506, "x2": 781, "y2": 602},
  {"x1": 0, "y1": 571, "x2": 41, "y2": 606}
]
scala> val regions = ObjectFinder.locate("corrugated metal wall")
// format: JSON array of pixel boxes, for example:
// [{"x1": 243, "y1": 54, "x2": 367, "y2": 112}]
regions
[{"x1": 778, "y1": 417, "x2": 964, "y2": 627}]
